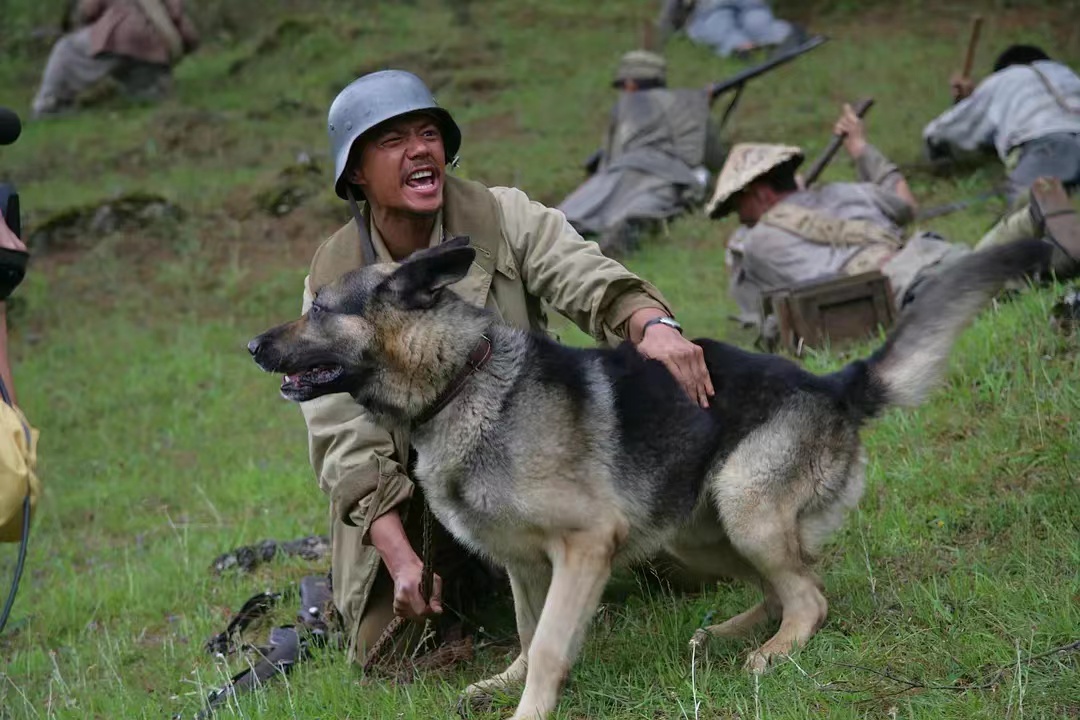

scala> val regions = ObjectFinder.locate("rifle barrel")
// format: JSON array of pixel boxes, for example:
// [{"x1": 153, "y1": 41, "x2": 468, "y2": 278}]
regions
[
  {"x1": 709, "y1": 35, "x2": 829, "y2": 101},
  {"x1": 960, "y1": 15, "x2": 984, "y2": 78},
  {"x1": 802, "y1": 97, "x2": 875, "y2": 187}
]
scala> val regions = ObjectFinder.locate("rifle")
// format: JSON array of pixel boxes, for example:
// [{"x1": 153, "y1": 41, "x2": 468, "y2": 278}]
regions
[
  {"x1": 952, "y1": 15, "x2": 983, "y2": 103},
  {"x1": 915, "y1": 186, "x2": 1004, "y2": 221},
  {"x1": 960, "y1": 16, "x2": 984, "y2": 80},
  {"x1": 710, "y1": 35, "x2": 829, "y2": 131},
  {"x1": 802, "y1": 97, "x2": 874, "y2": 188}
]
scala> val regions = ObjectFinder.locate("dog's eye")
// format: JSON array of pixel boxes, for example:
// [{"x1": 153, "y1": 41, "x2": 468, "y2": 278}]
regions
[{"x1": 309, "y1": 303, "x2": 322, "y2": 317}]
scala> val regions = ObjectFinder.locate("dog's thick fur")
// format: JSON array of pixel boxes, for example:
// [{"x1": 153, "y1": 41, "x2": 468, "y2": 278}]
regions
[{"x1": 250, "y1": 237, "x2": 1052, "y2": 719}]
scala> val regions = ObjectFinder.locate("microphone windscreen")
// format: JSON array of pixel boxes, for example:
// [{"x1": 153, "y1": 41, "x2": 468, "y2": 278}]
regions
[{"x1": 0, "y1": 108, "x2": 23, "y2": 146}]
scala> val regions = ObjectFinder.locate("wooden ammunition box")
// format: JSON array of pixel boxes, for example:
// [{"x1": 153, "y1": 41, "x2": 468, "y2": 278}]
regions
[{"x1": 762, "y1": 271, "x2": 896, "y2": 355}]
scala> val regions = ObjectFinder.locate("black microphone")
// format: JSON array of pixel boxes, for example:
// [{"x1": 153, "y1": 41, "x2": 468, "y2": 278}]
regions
[{"x1": 0, "y1": 108, "x2": 22, "y2": 146}]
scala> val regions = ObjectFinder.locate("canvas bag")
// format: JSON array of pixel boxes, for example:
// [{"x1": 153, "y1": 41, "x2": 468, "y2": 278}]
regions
[{"x1": 0, "y1": 379, "x2": 39, "y2": 543}]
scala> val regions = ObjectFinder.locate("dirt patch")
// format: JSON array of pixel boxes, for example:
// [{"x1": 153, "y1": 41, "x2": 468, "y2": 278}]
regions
[
  {"x1": 27, "y1": 192, "x2": 185, "y2": 254},
  {"x1": 227, "y1": 16, "x2": 319, "y2": 75},
  {"x1": 345, "y1": 39, "x2": 508, "y2": 104},
  {"x1": 245, "y1": 97, "x2": 321, "y2": 121},
  {"x1": 245, "y1": 155, "x2": 327, "y2": 218},
  {"x1": 152, "y1": 108, "x2": 238, "y2": 158},
  {"x1": 466, "y1": 110, "x2": 521, "y2": 141}
]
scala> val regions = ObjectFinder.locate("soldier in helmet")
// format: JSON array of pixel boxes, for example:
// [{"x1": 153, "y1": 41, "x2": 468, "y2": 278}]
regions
[
  {"x1": 300, "y1": 70, "x2": 714, "y2": 663},
  {"x1": 558, "y1": 50, "x2": 726, "y2": 256}
]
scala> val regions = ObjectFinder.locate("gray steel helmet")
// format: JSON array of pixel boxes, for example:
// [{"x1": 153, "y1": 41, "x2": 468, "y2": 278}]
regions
[{"x1": 328, "y1": 70, "x2": 462, "y2": 200}]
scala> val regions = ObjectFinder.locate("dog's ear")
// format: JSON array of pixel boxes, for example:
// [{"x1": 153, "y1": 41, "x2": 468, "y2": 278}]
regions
[{"x1": 387, "y1": 240, "x2": 476, "y2": 308}]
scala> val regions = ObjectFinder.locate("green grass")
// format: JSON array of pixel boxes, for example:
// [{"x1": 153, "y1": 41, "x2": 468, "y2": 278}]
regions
[{"x1": 1, "y1": 1, "x2": 1078, "y2": 718}]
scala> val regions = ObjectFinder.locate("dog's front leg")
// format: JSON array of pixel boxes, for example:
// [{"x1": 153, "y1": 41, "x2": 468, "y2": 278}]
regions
[
  {"x1": 462, "y1": 563, "x2": 550, "y2": 706},
  {"x1": 511, "y1": 527, "x2": 622, "y2": 720}
]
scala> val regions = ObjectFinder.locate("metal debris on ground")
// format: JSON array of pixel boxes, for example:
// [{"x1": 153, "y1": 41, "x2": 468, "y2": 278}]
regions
[
  {"x1": 1050, "y1": 285, "x2": 1080, "y2": 335},
  {"x1": 210, "y1": 535, "x2": 330, "y2": 574}
]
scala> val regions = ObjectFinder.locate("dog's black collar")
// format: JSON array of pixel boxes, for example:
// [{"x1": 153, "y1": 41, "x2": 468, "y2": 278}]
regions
[{"x1": 412, "y1": 334, "x2": 493, "y2": 427}]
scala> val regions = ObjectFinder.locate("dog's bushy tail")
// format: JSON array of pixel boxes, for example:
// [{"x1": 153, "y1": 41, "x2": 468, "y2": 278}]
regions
[{"x1": 847, "y1": 238, "x2": 1052, "y2": 417}]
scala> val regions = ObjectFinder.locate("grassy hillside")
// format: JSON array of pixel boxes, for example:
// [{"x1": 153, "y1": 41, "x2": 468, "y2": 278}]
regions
[{"x1": 0, "y1": 1, "x2": 1077, "y2": 718}]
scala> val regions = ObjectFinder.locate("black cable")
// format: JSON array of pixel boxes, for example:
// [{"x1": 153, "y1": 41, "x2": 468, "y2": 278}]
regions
[{"x1": 0, "y1": 495, "x2": 29, "y2": 634}]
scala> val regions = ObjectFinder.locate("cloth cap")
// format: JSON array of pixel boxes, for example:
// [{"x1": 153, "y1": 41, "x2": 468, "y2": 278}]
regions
[{"x1": 613, "y1": 50, "x2": 667, "y2": 86}]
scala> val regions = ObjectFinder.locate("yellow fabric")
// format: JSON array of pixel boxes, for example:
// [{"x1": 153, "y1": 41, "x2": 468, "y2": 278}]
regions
[{"x1": 0, "y1": 403, "x2": 40, "y2": 543}]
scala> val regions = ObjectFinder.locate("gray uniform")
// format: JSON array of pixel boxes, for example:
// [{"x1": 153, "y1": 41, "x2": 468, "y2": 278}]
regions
[
  {"x1": 558, "y1": 88, "x2": 724, "y2": 244},
  {"x1": 660, "y1": 0, "x2": 793, "y2": 57},
  {"x1": 923, "y1": 60, "x2": 1080, "y2": 204},
  {"x1": 729, "y1": 145, "x2": 966, "y2": 323}
]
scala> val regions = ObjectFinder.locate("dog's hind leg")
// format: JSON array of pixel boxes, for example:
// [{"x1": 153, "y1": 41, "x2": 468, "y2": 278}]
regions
[
  {"x1": 462, "y1": 563, "x2": 550, "y2": 706},
  {"x1": 511, "y1": 525, "x2": 624, "y2": 720},
  {"x1": 721, "y1": 506, "x2": 827, "y2": 673},
  {"x1": 706, "y1": 453, "x2": 828, "y2": 673},
  {"x1": 690, "y1": 581, "x2": 781, "y2": 646}
]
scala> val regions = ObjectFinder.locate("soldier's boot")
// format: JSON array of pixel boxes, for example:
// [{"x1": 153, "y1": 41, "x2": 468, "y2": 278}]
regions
[{"x1": 1030, "y1": 176, "x2": 1080, "y2": 280}]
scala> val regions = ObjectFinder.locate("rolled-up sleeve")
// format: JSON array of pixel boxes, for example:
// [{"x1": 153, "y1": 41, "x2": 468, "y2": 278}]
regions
[
  {"x1": 855, "y1": 144, "x2": 915, "y2": 226},
  {"x1": 299, "y1": 276, "x2": 413, "y2": 540},
  {"x1": 490, "y1": 186, "x2": 673, "y2": 345},
  {"x1": 923, "y1": 81, "x2": 998, "y2": 160}
]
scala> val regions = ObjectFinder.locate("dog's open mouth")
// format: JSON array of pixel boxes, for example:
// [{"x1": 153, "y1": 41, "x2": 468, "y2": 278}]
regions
[{"x1": 281, "y1": 365, "x2": 345, "y2": 393}]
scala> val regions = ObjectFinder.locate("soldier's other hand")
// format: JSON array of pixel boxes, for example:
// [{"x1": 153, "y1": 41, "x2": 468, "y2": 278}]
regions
[
  {"x1": 0, "y1": 208, "x2": 26, "y2": 252},
  {"x1": 392, "y1": 562, "x2": 443, "y2": 621},
  {"x1": 835, "y1": 103, "x2": 868, "y2": 159},
  {"x1": 638, "y1": 325, "x2": 714, "y2": 409},
  {"x1": 950, "y1": 73, "x2": 975, "y2": 102}
]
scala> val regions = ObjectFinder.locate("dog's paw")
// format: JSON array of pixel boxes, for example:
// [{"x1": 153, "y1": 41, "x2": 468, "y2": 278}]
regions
[
  {"x1": 456, "y1": 688, "x2": 494, "y2": 717},
  {"x1": 688, "y1": 628, "x2": 711, "y2": 651},
  {"x1": 743, "y1": 650, "x2": 782, "y2": 674}
]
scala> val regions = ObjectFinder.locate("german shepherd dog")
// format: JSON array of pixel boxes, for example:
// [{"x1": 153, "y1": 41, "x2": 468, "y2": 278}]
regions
[{"x1": 249, "y1": 237, "x2": 1050, "y2": 719}]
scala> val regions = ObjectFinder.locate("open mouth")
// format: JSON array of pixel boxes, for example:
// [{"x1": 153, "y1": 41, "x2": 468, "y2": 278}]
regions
[
  {"x1": 281, "y1": 365, "x2": 345, "y2": 393},
  {"x1": 404, "y1": 167, "x2": 439, "y2": 192}
]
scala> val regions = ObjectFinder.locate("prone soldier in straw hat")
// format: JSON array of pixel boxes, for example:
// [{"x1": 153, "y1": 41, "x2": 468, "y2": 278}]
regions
[
  {"x1": 708, "y1": 104, "x2": 973, "y2": 331},
  {"x1": 558, "y1": 50, "x2": 726, "y2": 256},
  {"x1": 300, "y1": 70, "x2": 714, "y2": 664}
]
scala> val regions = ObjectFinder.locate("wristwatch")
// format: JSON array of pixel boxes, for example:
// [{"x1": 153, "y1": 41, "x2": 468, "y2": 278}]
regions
[{"x1": 642, "y1": 316, "x2": 683, "y2": 335}]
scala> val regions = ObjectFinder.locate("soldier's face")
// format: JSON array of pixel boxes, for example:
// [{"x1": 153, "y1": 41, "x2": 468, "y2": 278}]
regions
[
  {"x1": 351, "y1": 114, "x2": 446, "y2": 216},
  {"x1": 734, "y1": 183, "x2": 775, "y2": 226},
  {"x1": 734, "y1": 189, "x2": 761, "y2": 226}
]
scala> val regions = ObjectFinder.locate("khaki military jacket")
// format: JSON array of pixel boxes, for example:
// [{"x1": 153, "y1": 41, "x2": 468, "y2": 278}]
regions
[{"x1": 299, "y1": 176, "x2": 671, "y2": 635}]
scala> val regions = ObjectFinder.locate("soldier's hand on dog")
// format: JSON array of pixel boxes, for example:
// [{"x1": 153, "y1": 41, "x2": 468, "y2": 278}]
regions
[
  {"x1": 392, "y1": 561, "x2": 443, "y2": 621},
  {"x1": 634, "y1": 313, "x2": 714, "y2": 408}
]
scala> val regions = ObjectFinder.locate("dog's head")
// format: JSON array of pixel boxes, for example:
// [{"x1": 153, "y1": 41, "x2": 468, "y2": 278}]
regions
[{"x1": 248, "y1": 236, "x2": 480, "y2": 407}]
